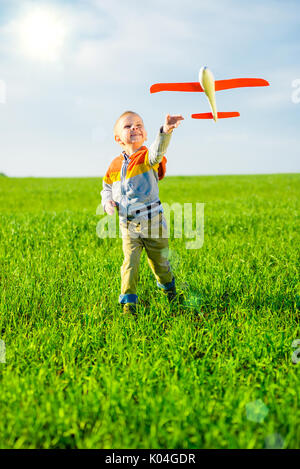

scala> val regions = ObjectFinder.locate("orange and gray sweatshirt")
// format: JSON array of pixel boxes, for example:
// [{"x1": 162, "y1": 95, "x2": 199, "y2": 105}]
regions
[{"x1": 100, "y1": 127, "x2": 172, "y2": 223}]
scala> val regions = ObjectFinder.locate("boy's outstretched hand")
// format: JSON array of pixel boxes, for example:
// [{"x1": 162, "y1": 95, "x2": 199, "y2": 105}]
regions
[{"x1": 163, "y1": 114, "x2": 184, "y2": 134}]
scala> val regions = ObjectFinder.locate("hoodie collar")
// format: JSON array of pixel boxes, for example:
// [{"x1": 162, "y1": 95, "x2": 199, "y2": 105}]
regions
[{"x1": 122, "y1": 145, "x2": 147, "y2": 160}]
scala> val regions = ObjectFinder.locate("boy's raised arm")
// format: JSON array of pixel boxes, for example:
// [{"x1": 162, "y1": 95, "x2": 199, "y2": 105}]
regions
[{"x1": 148, "y1": 114, "x2": 184, "y2": 166}]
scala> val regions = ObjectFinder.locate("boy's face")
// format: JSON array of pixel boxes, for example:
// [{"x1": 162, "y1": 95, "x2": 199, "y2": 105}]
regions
[{"x1": 115, "y1": 113, "x2": 147, "y2": 148}]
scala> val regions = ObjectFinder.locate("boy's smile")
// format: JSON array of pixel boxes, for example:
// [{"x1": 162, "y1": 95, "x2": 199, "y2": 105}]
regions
[{"x1": 115, "y1": 113, "x2": 147, "y2": 155}]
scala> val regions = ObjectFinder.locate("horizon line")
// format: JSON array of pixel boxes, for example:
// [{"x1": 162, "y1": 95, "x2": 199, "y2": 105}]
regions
[{"x1": 1, "y1": 171, "x2": 299, "y2": 179}]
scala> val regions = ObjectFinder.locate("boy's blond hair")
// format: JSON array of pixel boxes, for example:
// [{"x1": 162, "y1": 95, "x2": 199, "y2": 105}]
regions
[{"x1": 113, "y1": 111, "x2": 143, "y2": 137}]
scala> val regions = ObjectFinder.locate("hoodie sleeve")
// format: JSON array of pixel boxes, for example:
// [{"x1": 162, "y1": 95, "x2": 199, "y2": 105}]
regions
[
  {"x1": 100, "y1": 168, "x2": 113, "y2": 211},
  {"x1": 148, "y1": 126, "x2": 173, "y2": 166},
  {"x1": 100, "y1": 181, "x2": 113, "y2": 211}
]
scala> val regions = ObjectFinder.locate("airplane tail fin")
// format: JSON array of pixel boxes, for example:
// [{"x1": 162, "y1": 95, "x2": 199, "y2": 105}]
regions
[{"x1": 191, "y1": 112, "x2": 240, "y2": 119}]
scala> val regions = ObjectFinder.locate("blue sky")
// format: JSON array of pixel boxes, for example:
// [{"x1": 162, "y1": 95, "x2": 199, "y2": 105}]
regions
[{"x1": 0, "y1": 0, "x2": 299, "y2": 177}]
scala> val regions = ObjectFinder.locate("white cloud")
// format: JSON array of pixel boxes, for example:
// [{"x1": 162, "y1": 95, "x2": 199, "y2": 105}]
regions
[{"x1": 69, "y1": 7, "x2": 196, "y2": 84}]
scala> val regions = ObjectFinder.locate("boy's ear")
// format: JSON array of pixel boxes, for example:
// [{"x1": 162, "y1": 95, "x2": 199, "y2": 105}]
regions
[{"x1": 115, "y1": 135, "x2": 123, "y2": 145}]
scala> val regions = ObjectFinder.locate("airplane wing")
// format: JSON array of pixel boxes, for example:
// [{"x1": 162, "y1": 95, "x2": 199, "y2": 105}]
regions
[
  {"x1": 215, "y1": 78, "x2": 269, "y2": 91},
  {"x1": 191, "y1": 112, "x2": 240, "y2": 119},
  {"x1": 150, "y1": 82, "x2": 203, "y2": 93},
  {"x1": 150, "y1": 78, "x2": 269, "y2": 94}
]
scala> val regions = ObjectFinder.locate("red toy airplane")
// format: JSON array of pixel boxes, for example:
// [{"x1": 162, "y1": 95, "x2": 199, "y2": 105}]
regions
[{"x1": 150, "y1": 66, "x2": 270, "y2": 122}]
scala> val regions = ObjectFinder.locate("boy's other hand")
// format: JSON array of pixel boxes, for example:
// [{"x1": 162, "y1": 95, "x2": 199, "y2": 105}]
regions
[
  {"x1": 105, "y1": 200, "x2": 116, "y2": 215},
  {"x1": 163, "y1": 114, "x2": 184, "y2": 134}
]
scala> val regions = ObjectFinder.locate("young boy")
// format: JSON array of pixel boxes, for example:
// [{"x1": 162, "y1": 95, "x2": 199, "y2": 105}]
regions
[{"x1": 101, "y1": 111, "x2": 184, "y2": 313}]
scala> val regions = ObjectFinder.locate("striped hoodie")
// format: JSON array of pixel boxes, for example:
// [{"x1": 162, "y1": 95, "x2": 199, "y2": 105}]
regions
[{"x1": 101, "y1": 127, "x2": 172, "y2": 223}]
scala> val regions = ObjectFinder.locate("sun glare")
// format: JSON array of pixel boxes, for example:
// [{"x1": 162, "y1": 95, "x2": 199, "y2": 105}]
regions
[{"x1": 18, "y1": 7, "x2": 67, "y2": 61}]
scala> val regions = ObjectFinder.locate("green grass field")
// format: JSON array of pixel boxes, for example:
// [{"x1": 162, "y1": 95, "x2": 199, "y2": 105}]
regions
[{"x1": 0, "y1": 173, "x2": 299, "y2": 449}]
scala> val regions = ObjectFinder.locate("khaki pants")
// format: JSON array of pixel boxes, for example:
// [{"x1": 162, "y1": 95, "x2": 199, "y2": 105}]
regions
[{"x1": 119, "y1": 212, "x2": 174, "y2": 304}]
